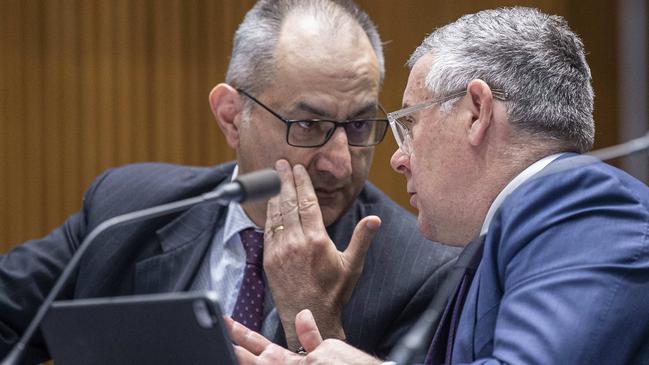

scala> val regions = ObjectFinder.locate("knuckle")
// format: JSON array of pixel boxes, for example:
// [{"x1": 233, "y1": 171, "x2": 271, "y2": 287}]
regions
[
  {"x1": 270, "y1": 211, "x2": 283, "y2": 222},
  {"x1": 303, "y1": 231, "x2": 328, "y2": 246},
  {"x1": 283, "y1": 239, "x2": 302, "y2": 255},
  {"x1": 298, "y1": 196, "x2": 318, "y2": 212},
  {"x1": 280, "y1": 198, "x2": 298, "y2": 213},
  {"x1": 266, "y1": 343, "x2": 283, "y2": 353},
  {"x1": 242, "y1": 330, "x2": 257, "y2": 345}
]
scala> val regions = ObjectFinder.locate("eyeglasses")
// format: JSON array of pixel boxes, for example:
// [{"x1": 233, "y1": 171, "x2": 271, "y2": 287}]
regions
[
  {"x1": 387, "y1": 88, "x2": 509, "y2": 155},
  {"x1": 237, "y1": 89, "x2": 389, "y2": 148}
]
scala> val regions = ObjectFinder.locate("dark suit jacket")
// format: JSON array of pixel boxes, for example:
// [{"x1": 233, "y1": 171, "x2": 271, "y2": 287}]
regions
[
  {"x1": 452, "y1": 156, "x2": 649, "y2": 364},
  {"x1": 0, "y1": 162, "x2": 459, "y2": 364}
]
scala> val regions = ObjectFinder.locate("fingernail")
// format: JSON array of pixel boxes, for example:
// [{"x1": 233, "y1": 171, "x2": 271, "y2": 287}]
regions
[
  {"x1": 275, "y1": 159, "x2": 289, "y2": 172},
  {"x1": 293, "y1": 164, "x2": 305, "y2": 174},
  {"x1": 367, "y1": 218, "x2": 381, "y2": 231},
  {"x1": 298, "y1": 309, "x2": 314, "y2": 322}
]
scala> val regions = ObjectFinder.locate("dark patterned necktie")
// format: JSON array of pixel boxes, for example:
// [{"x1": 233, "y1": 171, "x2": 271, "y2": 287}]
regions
[
  {"x1": 425, "y1": 235, "x2": 485, "y2": 365},
  {"x1": 231, "y1": 228, "x2": 265, "y2": 332}
]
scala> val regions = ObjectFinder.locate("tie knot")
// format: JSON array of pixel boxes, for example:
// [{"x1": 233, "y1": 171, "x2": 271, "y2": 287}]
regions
[{"x1": 239, "y1": 228, "x2": 264, "y2": 265}]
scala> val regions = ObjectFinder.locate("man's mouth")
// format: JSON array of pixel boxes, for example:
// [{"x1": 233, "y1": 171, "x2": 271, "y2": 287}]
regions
[{"x1": 314, "y1": 188, "x2": 340, "y2": 202}]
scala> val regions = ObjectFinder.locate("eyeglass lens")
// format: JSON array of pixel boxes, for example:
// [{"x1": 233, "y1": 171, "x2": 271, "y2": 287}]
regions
[{"x1": 288, "y1": 120, "x2": 387, "y2": 147}]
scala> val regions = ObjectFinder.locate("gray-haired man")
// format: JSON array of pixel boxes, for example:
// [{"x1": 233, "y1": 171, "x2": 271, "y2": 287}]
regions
[{"x1": 229, "y1": 7, "x2": 649, "y2": 365}]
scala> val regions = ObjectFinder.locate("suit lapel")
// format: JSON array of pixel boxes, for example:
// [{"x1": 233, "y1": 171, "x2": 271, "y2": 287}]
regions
[{"x1": 134, "y1": 198, "x2": 227, "y2": 294}]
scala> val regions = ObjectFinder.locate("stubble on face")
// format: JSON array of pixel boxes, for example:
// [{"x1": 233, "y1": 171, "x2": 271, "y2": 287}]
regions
[
  {"x1": 398, "y1": 55, "x2": 440, "y2": 240},
  {"x1": 401, "y1": 55, "x2": 476, "y2": 246}
]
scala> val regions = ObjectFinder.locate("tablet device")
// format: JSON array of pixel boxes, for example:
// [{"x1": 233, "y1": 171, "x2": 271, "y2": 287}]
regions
[{"x1": 41, "y1": 291, "x2": 238, "y2": 365}]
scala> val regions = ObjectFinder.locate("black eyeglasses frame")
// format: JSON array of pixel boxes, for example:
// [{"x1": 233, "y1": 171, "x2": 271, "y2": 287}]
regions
[{"x1": 236, "y1": 88, "x2": 389, "y2": 148}]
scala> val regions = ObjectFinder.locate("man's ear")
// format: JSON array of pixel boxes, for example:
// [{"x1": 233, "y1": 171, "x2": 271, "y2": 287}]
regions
[
  {"x1": 466, "y1": 79, "x2": 494, "y2": 147},
  {"x1": 209, "y1": 83, "x2": 244, "y2": 149}
]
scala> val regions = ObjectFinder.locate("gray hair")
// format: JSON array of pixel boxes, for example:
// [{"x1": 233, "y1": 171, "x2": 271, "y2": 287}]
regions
[
  {"x1": 226, "y1": 0, "x2": 385, "y2": 97},
  {"x1": 409, "y1": 7, "x2": 595, "y2": 153}
]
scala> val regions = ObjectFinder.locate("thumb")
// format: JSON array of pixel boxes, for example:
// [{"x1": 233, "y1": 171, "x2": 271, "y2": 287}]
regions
[
  {"x1": 343, "y1": 215, "x2": 381, "y2": 273},
  {"x1": 295, "y1": 309, "x2": 323, "y2": 352}
]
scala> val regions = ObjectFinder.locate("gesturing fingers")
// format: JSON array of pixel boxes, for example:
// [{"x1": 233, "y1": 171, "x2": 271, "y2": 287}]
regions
[
  {"x1": 295, "y1": 309, "x2": 323, "y2": 352},
  {"x1": 227, "y1": 316, "x2": 304, "y2": 365},
  {"x1": 265, "y1": 195, "x2": 283, "y2": 241},
  {"x1": 234, "y1": 344, "x2": 303, "y2": 365},
  {"x1": 233, "y1": 345, "x2": 260, "y2": 365},
  {"x1": 224, "y1": 316, "x2": 271, "y2": 356},
  {"x1": 344, "y1": 216, "x2": 381, "y2": 276},
  {"x1": 275, "y1": 159, "x2": 303, "y2": 234},
  {"x1": 292, "y1": 164, "x2": 325, "y2": 233}
]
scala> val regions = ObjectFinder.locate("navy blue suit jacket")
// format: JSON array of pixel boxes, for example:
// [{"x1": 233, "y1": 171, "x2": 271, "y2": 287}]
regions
[
  {"x1": 452, "y1": 156, "x2": 649, "y2": 364},
  {"x1": 0, "y1": 162, "x2": 459, "y2": 364}
]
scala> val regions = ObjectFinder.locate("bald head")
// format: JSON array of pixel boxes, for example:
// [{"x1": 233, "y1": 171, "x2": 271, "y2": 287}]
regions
[
  {"x1": 275, "y1": 11, "x2": 380, "y2": 91},
  {"x1": 225, "y1": 0, "x2": 384, "y2": 96}
]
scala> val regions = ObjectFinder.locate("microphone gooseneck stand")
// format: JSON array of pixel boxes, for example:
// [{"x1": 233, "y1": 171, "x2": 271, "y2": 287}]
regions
[{"x1": 1, "y1": 169, "x2": 280, "y2": 365}]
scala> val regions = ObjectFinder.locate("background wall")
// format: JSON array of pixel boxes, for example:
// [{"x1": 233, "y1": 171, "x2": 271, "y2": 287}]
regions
[{"x1": 0, "y1": 0, "x2": 642, "y2": 251}]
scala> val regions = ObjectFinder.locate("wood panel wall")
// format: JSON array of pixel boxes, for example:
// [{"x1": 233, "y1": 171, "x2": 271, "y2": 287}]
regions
[{"x1": 1, "y1": 0, "x2": 623, "y2": 251}]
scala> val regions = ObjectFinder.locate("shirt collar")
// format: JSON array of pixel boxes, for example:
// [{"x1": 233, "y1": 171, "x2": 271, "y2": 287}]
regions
[
  {"x1": 222, "y1": 165, "x2": 263, "y2": 244},
  {"x1": 480, "y1": 153, "x2": 565, "y2": 236}
]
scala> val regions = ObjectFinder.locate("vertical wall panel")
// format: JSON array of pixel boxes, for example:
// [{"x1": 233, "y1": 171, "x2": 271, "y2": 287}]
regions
[
  {"x1": 568, "y1": 0, "x2": 620, "y2": 150},
  {"x1": 2, "y1": 0, "x2": 24, "y2": 245},
  {"x1": 1, "y1": 0, "x2": 634, "y2": 251},
  {"x1": 181, "y1": 0, "x2": 200, "y2": 165},
  {"x1": 43, "y1": 1, "x2": 64, "y2": 230},
  {"x1": 0, "y1": 2, "x2": 6, "y2": 245},
  {"x1": 114, "y1": 0, "x2": 132, "y2": 166},
  {"x1": 96, "y1": 0, "x2": 114, "y2": 170},
  {"x1": 79, "y1": 0, "x2": 100, "y2": 189},
  {"x1": 61, "y1": 0, "x2": 83, "y2": 216},
  {"x1": 22, "y1": 1, "x2": 47, "y2": 234},
  {"x1": 131, "y1": 0, "x2": 152, "y2": 164}
]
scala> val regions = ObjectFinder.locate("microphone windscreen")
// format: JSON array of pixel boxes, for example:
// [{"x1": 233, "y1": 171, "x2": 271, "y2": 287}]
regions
[{"x1": 236, "y1": 169, "x2": 281, "y2": 202}]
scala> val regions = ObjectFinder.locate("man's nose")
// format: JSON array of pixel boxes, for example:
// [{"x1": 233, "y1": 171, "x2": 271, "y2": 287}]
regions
[
  {"x1": 390, "y1": 147, "x2": 410, "y2": 176},
  {"x1": 314, "y1": 127, "x2": 353, "y2": 180}
]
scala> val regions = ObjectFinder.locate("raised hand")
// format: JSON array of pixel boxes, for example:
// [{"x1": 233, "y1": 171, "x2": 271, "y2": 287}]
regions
[{"x1": 263, "y1": 159, "x2": 381, "y2": 349}]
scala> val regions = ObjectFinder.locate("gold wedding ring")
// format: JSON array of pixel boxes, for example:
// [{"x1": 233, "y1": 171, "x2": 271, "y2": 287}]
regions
[{"x1": 272, "y1": 224, "x2": 285, "y2": 233}]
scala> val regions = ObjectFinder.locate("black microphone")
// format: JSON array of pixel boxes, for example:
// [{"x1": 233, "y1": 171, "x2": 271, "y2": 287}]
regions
[{"x1": 0, "y1": 169, "x2": 280, "y2": 365}]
